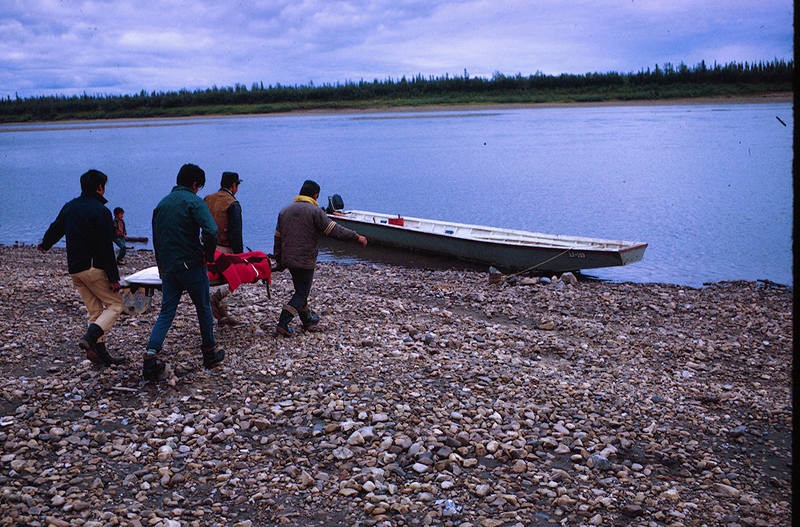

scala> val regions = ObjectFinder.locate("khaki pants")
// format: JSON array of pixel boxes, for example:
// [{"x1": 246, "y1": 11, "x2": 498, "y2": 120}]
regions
[{"x1": 70, "y1": 267, "x2": 123, "y2": 341}]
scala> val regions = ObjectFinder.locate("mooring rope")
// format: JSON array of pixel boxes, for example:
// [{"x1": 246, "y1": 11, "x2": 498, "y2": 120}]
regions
[{"x1": 500, "y1": 248, "x2": 573, "y2": 281}]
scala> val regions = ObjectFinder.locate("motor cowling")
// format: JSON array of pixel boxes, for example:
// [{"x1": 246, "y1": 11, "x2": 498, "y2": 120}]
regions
[{"x1": 326, "y1": 194, "x2": 344, "y2": 213}]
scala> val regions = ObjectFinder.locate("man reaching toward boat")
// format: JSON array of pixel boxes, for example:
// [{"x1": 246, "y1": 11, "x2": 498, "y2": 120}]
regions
[{"x1": 272, "y1": 179, "x2": 367, "y2": 336}]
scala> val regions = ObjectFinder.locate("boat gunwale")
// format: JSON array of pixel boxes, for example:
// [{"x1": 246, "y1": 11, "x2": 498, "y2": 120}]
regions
[{"x1": 335, "y1": 209, "x2": 646, "y2": 252}]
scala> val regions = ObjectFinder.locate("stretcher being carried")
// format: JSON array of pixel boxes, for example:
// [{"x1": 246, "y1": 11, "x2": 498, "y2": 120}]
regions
[{"x1": 120, "y1": 251, "x2": 272, "y2": 314}]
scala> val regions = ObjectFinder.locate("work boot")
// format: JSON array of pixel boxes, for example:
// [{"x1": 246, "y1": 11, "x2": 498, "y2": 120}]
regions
[
  {"x1": 94, "y1": 342, "x2": 127, "y2": 366},
  {"x1": 210, "y1": 288, "x2": 227, "y2": 321},
  {"x1": 275, "y1": 324, "x2": 295, "y2": 337},
  {"x1": 142, "y1": 351, "x2": 166, "y2": 381},
  {"x1": 84, "y1": 347, "x2": 104, "y2": 366},
  {"x1": 299, "y1": 308, "x2": 320, "y2": 331},
  {"x1": 212, "y1": 288, "x2": 243, "y2": 326},
  {"x1": 79, "y1": 323, "x2": 104, "y2": 353},
  {"x1": 202, "y1": 344, "x2": 225, "y2": 369},
  {"x1": 275, "y1": 308, "x2": 295, "y2": 337}
]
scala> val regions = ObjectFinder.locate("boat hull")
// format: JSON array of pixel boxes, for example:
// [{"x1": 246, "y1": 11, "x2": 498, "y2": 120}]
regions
[{"x1": 329, "y1": 214, "x2": 646, "y2": 273}]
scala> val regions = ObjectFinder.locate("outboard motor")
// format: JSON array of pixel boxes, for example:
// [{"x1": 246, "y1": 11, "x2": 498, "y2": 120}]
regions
[{"x1": 326, "y1": 194, "x2": 344, "y2": 214}]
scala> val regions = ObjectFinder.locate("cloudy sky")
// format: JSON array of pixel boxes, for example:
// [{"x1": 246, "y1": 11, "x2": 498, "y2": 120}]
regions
[{"x1": 0, "y1": 0, "x2": 793, "y2": 99}]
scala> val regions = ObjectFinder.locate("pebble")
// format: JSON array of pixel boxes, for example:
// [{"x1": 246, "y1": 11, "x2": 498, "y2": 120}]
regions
[
  {"x1": 333, "y1": 446, "x2": 354, "y2": 460},
  {"x1": 157, "y1": 445, "x2": 173, "y2": 461},
  {"x1": 715, "y1": 483, "x2": 742, "y2": 498},
  {"x1": 662, "y1": 488, "x2": 680, "y2": 501},
  {"x1": 588, "y1": 454, "x2": 611, "y2": 471},
  {"x1": 412, "y1": 462, "x2": 429, "y2": 473}
]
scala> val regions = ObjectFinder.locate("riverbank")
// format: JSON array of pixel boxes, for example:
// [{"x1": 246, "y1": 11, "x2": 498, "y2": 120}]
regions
[
  {"x1": 0, "y1": 91, "x2": 792, "y2": 129},
  {"x1": 0, "y1": 246, "x2": 792, "y2": 526}
]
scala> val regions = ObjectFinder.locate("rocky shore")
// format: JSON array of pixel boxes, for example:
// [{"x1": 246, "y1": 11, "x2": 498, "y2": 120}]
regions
[{"x1": 0, "y1": 246, "x2": 792, "y2": 527}]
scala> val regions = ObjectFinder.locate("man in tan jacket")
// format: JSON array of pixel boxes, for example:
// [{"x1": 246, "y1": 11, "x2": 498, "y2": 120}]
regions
[
  {"x1": 273, "y1": 180, "x2": 367, "y2": 336},
  {"x1": 204, "y1": 171, "x2": 244, "y2": 326}
]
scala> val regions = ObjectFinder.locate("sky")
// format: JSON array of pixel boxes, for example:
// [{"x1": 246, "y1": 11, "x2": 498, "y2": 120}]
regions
[{"x1": 0, "y1": 0, "x2": 793, "y2": 99}]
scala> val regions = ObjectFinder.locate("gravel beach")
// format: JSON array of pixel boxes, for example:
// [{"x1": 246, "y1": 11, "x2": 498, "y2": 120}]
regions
[{"x1": 0, "y1": 245, "x2": 792, "y2": 527}]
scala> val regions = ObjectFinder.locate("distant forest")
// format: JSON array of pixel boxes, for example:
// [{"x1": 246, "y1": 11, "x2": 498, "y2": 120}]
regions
[{"x1": 0, "y1": 59, "x2": 793, "y2": 123}]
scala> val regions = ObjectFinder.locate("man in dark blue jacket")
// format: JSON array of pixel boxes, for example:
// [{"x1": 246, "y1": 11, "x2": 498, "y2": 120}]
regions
[
  {"x1": 143, "y1": 163, "x2": 225, "y2": 381},
  {"x1": 39, "y1": 169, "x2": 126, "y2": 367}
]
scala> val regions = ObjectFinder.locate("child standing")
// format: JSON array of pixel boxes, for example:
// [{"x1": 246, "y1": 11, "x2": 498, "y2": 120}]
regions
[{"x1": 113, "y1": 207, "x2": 127, "y2": 264}]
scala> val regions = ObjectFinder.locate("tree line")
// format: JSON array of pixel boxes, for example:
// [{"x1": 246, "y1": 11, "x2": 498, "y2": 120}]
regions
[{"x1": 0, "y1": 59, "x2": 792, "y2": 122}]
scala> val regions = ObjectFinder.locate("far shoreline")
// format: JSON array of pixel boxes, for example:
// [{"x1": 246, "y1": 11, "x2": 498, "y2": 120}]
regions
[{"x1": 0, "y1": 91, "x2": 792, "y2": 130}]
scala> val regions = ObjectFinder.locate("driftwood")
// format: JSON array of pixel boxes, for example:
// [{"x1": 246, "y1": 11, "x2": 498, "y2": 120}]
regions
[{"x1": 109, "y1": 385, "x2": 138, "y2": 393}]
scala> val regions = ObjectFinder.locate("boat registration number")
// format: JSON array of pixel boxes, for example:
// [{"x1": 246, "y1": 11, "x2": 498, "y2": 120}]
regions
[{"x1": 568, "y1": 251, "x2": 586, "y2": 258}]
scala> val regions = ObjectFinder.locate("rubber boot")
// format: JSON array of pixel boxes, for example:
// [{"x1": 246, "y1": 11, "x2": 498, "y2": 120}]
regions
[
  {"x1": 202, "y1": 344, "x2": 225, "y2": 369},
  {"x1": 79, "y1": 323, "x2": 104, "y2": 356},
  {"x1": 299, "y1": 308, "x2": 320, "y2": 331},
  {"x1": 94, "y1": 342, "x2": 127, "y2": 366},
  {"x1": 275, "y1": 309, "x2": 295, "y2": 337},
  {"x1": 142, "y1": 350, "x2": 166, "y2": 381}
]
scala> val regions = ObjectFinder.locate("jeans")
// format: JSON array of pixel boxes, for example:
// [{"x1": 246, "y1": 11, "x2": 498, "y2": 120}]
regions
[
  {"x1": 113, "y1": 236, "x2": 126, "y2": 261},
  {"x1": 146, "y1": 265, "x2": 216, "y2": 352}
]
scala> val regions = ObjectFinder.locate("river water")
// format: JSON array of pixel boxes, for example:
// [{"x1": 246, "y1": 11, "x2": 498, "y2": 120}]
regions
[{"x1": 0, "y1": 102, "x2": 792, "y2": 287}]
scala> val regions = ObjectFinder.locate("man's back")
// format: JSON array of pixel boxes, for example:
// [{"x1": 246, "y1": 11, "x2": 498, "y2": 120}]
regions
[
  {"x1": 276, "y1": 200, "x2": 358, "y2": 269},
  {"x1": 204, "y1": 189, "x2": 241, "y2": 252},
  {"x1": 42, "y1": 192, "x2": 118, "y2": 281},
  {"x1": 276, "y1": 201, "x2": 327, "y2": 269},
  {"x1": 153, "y1": 186, "x2": 217, "y2": 275}
]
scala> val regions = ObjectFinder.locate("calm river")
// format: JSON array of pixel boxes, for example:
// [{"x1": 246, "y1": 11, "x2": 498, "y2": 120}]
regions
[{"x1": 0, "y1": 101, "x2": 792, "y2": 287}]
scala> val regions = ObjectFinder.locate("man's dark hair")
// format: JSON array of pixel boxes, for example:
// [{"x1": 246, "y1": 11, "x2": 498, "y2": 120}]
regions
[
  {"x1": 299, "y1": 179, "x2": 320, "y2": 198},
  {"x1": 220, "y1": 171, "x2": 241, "y2": 189},
  {"x1": 113, "y1": 207, "x2": 124, "y2": 216},
  {"x1": 177, "y1": 163, "x2": 205, "y2": 189},
  {"x1": 80, "y1": 169, "x2": 108, "y2": 193}
]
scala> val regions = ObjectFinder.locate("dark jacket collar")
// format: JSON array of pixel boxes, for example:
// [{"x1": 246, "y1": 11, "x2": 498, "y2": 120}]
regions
[{"x1": 80, "y1": 191, "x2": 108, "y2": 204}]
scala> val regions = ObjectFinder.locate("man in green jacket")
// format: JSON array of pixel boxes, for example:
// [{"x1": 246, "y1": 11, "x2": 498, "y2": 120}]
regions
[{"x1": 143, "y1": 163, "x2": 225, "y2": 381}]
